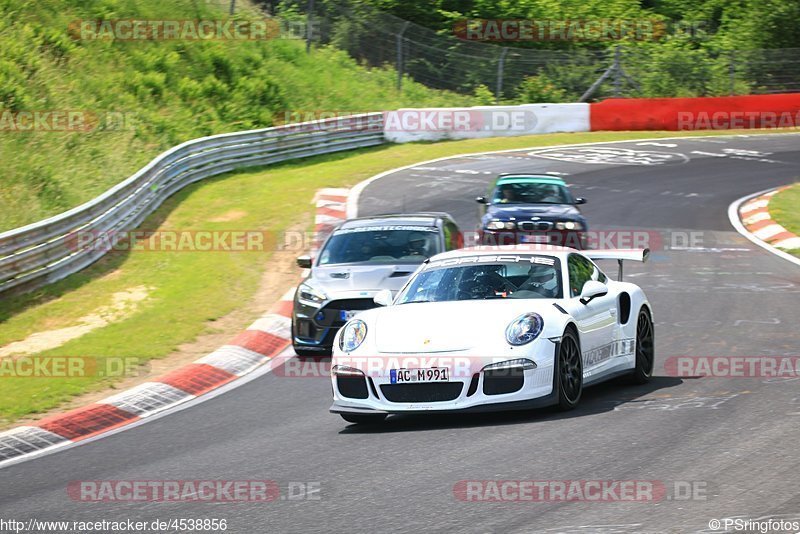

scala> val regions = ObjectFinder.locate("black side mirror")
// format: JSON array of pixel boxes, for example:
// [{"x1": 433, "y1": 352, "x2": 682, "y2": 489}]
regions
[
  {"x1": 296, "y1": 255, "x2": 312, "y2": 269},
  {"x1": 476, "y1": 196, "x2": 487, "y2": 204},
  {"x1": 575, "y1": 197, "x2": 587, "y2": 205}
]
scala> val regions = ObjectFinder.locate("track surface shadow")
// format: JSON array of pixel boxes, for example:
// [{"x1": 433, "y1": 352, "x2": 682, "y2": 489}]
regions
[{"x1": 338, "y1": 376, "x2": 685, "y2": 434}]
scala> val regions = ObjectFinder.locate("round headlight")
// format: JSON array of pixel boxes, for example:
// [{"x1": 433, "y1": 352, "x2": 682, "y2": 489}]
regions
[
  {"x1": 339, "y1": 319, "x2": 367, "y2": 352},
  {"x1": 505, "y1": 313, "x2": 544, "y2": 346},
  {"x1": 486, "y1": 220, "x2": 516, "y2": 231},
  {"x1": 555, "y1": 221, "x2": 584, "y2": 231}
]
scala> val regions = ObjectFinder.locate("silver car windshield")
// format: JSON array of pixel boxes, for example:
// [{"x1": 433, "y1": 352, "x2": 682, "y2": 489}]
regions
[
  {"x1": 397, "y1": 256, "x2": 563, "y2": 303},
  {"x1": 319, "y1": 226, "x2": 441, "y2": 266}
]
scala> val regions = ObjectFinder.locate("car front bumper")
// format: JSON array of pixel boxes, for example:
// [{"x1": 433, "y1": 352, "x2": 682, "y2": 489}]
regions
[
  {"x1": 330, "y1": 343, "x2": 559, "y2": 414},
  {"x1": 293, "y1": 295, "x2": 378, "y2": 353}
]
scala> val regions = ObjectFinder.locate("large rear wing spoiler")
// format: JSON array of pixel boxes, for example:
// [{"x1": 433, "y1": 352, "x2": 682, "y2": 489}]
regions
[{"x1": 584, "y1": 248, "x2": 650, "y2": 281}]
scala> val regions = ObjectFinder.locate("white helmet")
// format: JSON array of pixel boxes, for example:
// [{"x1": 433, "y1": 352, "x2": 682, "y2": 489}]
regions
[{"x1": 527, "y1": 264, "x2": 558, "y2": 293}]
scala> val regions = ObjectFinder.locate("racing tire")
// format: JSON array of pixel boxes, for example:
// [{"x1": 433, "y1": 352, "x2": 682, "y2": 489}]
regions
[
  {"x1": 340, "y1": 413, "x2": 387, "y2": 425},
  {"x1": 629, "y1": 309, "x2": 655, "y2": 384},
  {"x1": 556, "y1": 328, "x2": 583, "y2": 410}
]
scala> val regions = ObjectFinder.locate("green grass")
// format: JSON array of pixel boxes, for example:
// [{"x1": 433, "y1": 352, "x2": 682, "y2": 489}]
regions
[
  {"x1": 0, "y1": 0, "x2": 474, "y2": 232},
  {"x1": 0, "y1": 127, "x2": 796, "y2": 425},
  {"x1": 768, "y1": 182, "x2": 800, "y2": 258}
]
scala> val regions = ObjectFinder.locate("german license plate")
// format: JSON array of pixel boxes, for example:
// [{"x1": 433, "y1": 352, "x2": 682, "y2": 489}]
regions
[
  {"x1": 390, "y1": 368, "x2": 449, "y2": 383},
  {"x1": 339, "y1": 310, "x2": 357, "y2": 321}
]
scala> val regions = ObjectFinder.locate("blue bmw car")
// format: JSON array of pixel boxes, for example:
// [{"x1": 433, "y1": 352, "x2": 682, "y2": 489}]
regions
[{"x1": 477, "y1": 174, "x2": 588, "y2": 249}]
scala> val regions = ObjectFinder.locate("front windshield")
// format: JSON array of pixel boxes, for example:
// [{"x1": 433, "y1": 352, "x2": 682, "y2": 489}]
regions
[
  {"x1": 319, "y1": 225, "x2": 441, "y2": 265},
  {"x1": 396, "y1": 255, "x2": 563, "y2": 303},
  {"x1": 492, "y1": 182, "x2": 571, "y2": 204}
]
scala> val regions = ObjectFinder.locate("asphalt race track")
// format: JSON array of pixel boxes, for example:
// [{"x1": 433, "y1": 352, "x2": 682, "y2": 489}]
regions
[{"x1": 2, "y1": 133, "x2": 800, "y2": 533}]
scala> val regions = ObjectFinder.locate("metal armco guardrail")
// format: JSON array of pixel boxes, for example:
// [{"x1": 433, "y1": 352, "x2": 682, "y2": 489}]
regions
[{"x1": 0, "y1": 113, "x2": 384, "y2": 296}]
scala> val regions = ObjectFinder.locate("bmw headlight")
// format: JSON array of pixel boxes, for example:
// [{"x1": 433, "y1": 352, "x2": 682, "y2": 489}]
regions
[
  {"x1": 339, "y1": 319, "x2": 367, "y2": 352},
  {"x1": 297, "y1": 282, "x2": 327, "y2": 306},
  {"x1": 505, "y1": 313, "x2": 544, "y2": 346},
  {"x1": 486, "y1": 220, "x2": 516, "y2": 231},
  {"x1": 555, "y1": 221, "x2": 584, "y2": 231}
]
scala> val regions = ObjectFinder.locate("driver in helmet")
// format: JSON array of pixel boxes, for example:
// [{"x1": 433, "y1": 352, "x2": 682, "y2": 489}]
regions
[
  {"x1": 406, "y1": 233, "x2": 428, "y2": 257},
  {"x1": 458, "y1": 266, "x2": 514, "y2": 299},
  {"x1": 519, "y1": 263, "x2": 559, "y2": 298}
]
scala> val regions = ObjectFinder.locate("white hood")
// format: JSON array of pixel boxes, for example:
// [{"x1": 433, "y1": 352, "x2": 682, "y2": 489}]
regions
[{"x1": 372, "y1": 299, "x2": 553, "y2": 353}]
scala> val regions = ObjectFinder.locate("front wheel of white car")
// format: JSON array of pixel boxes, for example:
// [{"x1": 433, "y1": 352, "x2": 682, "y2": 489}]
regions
[
  {"x1": 340, "y1": 413, "x2": 387, "y2": 425},
  {"x1": 630, "y1": 309, "x2": 655, "y2": 384},
  {"x1": 556, "y1": 329, "x2": 583, "y2": 410}
]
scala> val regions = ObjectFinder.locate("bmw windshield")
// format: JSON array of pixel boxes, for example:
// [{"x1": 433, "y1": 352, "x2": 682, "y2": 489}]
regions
[
  {"x1": 397, "y1": 255, "x2": 563, "y2": 303},
  {"x1": 318, "y1": 225, "x2": 441, "y2": 266},
  {"x1": 492, "y1": 182, "x2": 572, "y2": 204}
]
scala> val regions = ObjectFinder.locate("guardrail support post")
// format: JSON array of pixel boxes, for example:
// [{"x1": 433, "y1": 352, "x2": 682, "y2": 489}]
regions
[
  {"x1": 306, "y1": 0, "x2": 314, "y2": 53},
  {"x1": 397, "y1": 21, "x2": 410, "y2": 91},
  {"x1": 496, "y1": 48, "x2": 508, "y2": 103}
]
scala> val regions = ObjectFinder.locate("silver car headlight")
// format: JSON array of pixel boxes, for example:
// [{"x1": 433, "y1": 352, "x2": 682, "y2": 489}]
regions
[
  {"x1": 297, "y1": 282, "x2": 327, "y2": 306},
  {"x1": 486, "y1": 220, "x2": 515, "y2": 230},
  {"x1": 554, "y1": 221, "x2": 584, "y2": 231},
  {"x1": 339, "y1": 319, "x2": 367, "y2": 352},
  {"x1": 505, "y1": 313, "x2": 544, "y2": 346}
]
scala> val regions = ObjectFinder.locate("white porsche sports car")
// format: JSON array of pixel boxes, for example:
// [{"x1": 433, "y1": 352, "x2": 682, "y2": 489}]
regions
[{"x1": 330, "y1": 245, "x2": 654, "y2": 425}]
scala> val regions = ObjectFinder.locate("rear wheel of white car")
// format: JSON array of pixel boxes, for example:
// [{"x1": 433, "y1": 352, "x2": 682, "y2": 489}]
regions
[
  {"x1": 340, "y1": 413, "x2": 387, "y2": 425},
  {"x1": 556, "y1": 329, "x2": 583, "y2": 410},
  {"x1": 630, "y1": 309, "x2": 655, "y2": 384}
]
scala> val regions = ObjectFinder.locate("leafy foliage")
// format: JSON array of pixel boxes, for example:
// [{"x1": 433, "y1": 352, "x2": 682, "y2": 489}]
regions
[{"x1": 0, "y1": 0, "x2": 472, "y2": 230}]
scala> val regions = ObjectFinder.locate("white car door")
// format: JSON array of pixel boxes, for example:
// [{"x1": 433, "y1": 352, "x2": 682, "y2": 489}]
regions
[{"x1": 562, "y1": 253, "x2": 620, "y2": 379}]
